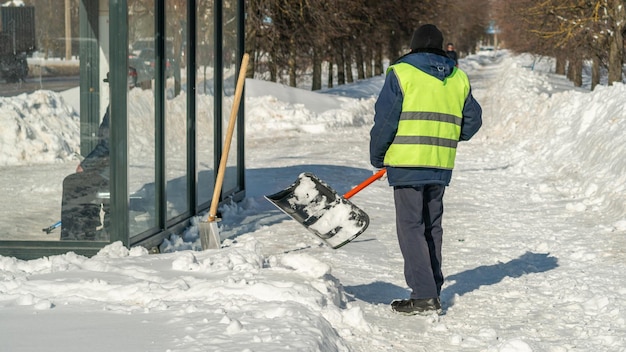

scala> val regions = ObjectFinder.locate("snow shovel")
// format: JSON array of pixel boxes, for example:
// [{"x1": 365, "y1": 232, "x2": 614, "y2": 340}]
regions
[
  {"x1": 265, "y1": 168, "x2": 386, "y2": 249},
  {"x1": 199, "y1": 53, "x2": 250, "y2": 250}
]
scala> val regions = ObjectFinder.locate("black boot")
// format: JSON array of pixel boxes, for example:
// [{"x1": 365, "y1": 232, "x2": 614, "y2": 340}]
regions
[{"x1": 390, "y1": 297, "x2": 442, "y2": 315}]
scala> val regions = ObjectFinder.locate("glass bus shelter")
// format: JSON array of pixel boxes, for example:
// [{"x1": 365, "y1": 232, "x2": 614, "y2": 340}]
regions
[{"x1": 0, "y1": 0, "x2": 245, "y2": 259}]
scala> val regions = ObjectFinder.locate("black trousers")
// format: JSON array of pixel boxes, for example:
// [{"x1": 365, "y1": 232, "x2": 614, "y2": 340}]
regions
[
  {"x1": 393, "y1": 184, "x2": 445, "y2": 299},
  {"x1": 60, "y1": 171, "x2": 109, "y2": 240}
]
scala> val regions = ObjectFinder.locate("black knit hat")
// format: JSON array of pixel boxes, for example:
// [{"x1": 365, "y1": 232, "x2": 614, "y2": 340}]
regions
[{"x1": 410, "y1": 24, "x2": 444, "y2": 50}]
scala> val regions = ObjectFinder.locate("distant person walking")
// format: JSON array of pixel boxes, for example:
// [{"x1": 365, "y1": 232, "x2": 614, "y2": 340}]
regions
[
  {"x1": 446, "y1": 43, "x2": 458, "y2": 66},
  {"x1": 369, "y1": 24, "x2": 482, "y2": 315}
]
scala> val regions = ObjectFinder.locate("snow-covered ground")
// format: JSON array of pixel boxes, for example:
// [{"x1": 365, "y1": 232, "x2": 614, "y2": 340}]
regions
[{"x1": 1, "y1": 50, "x2": 625, "y2": 351}]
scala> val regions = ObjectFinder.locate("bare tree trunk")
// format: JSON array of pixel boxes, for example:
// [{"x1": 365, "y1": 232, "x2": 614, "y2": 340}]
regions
[
  {"x1": 345, "y1": 50, "x2": 354, "y2": 83},
  {"x1": 245, "y1": 0, "x2": 259, "y2": 79},
  {"x1": 366, "y1": 49, "x2": 373, "y2": 78},
  {"x1": 327, "y1": 53, "x2": 333, "y2": 88},
  {"x1": 567, "y1": 56, "x2": 583, "y2": 87},
  {"x1": 336, "y1": 45, "x2": 345, "y2": 85},
  {"x1": 247, "y1": 51, "x2": 255, "y2": 78},
  {"x1": 174, "y1": 64, "x2": 181, "y2": 96},
  {"x1": 65, "y1": 0, "x2": 72, "y2": 60},
  {"x1": 388, "y1": 31, "x2": 401, "y2": 61},
  {"x1": 607, "y1": 35, "x2": 624, "y2": 85},
  {"x1": 312, "y1": 48, "x2": 322, "y2": 91},
  {"x1": 591, "y1": 56, "x2": 600, "y2": 90},
  {"x1": 246, "y1": 36, "x2": 256, "y2": 78},
  {"x1": 356, "y1": 45, "x2": 365, "y2": 80},
  {"x1": 608, "y1": 0, "x2": 625, "y2": 85},
  {"x1": 555, "y1": 52, "x2": 566, "y2": 75},
  {"x1": 270, "y1": 52, "x2": 277, "y2": 82},
  {"x1": 288, "y1": 38, "x2": 296, "y2": 87},
  {"x1": 375, "y1": 47, "x2": 384, "y2": 76},
  {"x1": 607, "y1": 35, "x2": 623, "y2": 85}
]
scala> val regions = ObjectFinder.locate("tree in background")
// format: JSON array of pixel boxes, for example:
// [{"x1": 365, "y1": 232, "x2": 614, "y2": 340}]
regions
[
  {"x1": 245, "y1": 0, "x2": 490, "y2": 90},
  {"x1": 494, "y1": 0, "x2": 625, "y2": 88},
  {"x1": 27, "y1": 0, "x2": 79, "y2": 59}
]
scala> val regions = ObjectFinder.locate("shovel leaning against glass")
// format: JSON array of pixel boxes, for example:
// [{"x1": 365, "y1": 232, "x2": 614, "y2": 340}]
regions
[{"x1": 265, "y1": 169, "x2": 386, "y2": 249}]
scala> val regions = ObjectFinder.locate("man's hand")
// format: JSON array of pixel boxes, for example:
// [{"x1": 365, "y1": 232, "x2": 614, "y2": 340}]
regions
[{"x1": 373, "y1": 168, "x2": 387, "y2": 181}]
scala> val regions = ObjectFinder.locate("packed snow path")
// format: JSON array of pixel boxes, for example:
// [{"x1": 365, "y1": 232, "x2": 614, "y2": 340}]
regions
[{"x1": 231, "y1": 52, "x2": 626, "y2": 351}]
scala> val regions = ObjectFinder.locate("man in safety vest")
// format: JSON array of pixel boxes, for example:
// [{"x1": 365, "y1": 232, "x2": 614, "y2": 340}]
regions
[{"x1": 370, "y1": 24, "x2": 482, "y2": 315}]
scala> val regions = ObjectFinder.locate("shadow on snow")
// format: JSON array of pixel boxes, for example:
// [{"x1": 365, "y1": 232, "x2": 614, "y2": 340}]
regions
[
  {"x1": 342, "y1": 252, "x2": 558, "y2": 307},
  {"x1": 442, "y1": 251, "x2": 559, "y2": 306}
]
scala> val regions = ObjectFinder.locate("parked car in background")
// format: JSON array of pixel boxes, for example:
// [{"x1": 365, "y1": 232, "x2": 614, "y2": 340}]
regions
[
  {"x1": 128, "y1": 38, "x2": 175, "y2": 88},
  {"x1": 0, "y1": 6, "x2": 36, "y2": 83},
  {"x1": 128, "y1": 52, "x2": 152, "y2": 89},
  {"x1": 128, "y1": 48, "x2": 175, "y2": 89}
]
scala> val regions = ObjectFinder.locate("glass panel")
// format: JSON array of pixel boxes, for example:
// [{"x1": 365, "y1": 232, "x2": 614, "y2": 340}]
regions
[
  {"x1": 165, "y1": 0, "x2": 188, "y2": 220},
  {"x1": 196, "y1": 0, "x2": 215, "y2": 207},
  {"x1": 0, "y1": 1, "x2": 110, "y2": 241},
  {"x1": 128, "y1": 0, "x2": 157, "y2": 236},
  {"x1": 222, "y1": 0, "x2": 238, "y2": 194}
]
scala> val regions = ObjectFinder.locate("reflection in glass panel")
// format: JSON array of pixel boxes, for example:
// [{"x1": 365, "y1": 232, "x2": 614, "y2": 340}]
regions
[
  {"x1": 196, "y1": 0, "x2": 215, "y2": 207},
  {"x1": 222, "y1": 0, "x2": 238, "y2": 194},
  {"x1": 165, "y1": 0, "x2": 188, "y2": 220},
  {"x1": 0, "y1": 1, "x2": 110, "y2": 242},
  {"x1": 60, "y1": 103, "x2": 110, "y2": 241},
  {"x1": 128, "y1": 0, "x2": 157, "y2": 236}
]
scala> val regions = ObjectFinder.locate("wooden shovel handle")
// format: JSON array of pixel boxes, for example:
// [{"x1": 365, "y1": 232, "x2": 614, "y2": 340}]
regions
[
  {"x1": 343, "y1": 168, "x2": 387, "y2": 199},
  {"x1": 208, "y1": 53, "x2": 250, "y2": 221}
]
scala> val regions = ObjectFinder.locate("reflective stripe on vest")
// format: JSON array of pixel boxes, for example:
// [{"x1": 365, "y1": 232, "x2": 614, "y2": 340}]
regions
[{"x1": 383, "y1": 63, "x2": 470, "y2": 170}]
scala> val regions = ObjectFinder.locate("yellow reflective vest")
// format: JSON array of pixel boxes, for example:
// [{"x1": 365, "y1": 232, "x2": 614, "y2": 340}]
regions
[{"x1": 383, "y1": 63, "x2": 470, "y2": 170}]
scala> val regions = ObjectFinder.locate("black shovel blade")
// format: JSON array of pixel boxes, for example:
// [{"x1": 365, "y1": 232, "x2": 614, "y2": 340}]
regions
[{"x1": 265, "y1": 173, "x2": 370, "y2": 249}]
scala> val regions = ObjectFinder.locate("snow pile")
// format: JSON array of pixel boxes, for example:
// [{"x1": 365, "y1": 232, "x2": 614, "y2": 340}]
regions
[
  {"x1": 0, "y1": 237, "x2": 371, "y2": 351},
  {"x1": 0, "y1": 91, "x2": 80, "y2": 166},
  {"x1": 246, "y1": 79, "x2": 375, "y2": 133},
  {"x1": 479, "y1": 53, "x2": 626, "y2": 221}
]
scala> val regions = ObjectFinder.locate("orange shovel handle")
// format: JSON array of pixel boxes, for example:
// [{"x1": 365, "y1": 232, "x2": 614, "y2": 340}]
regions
[{"x1": 343, "y1": 168, "x2": 387, "y2": 199}]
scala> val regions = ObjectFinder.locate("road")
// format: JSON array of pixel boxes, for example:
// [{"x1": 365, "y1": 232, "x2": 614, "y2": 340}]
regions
[{"x1": 0, "y1": 75, "x2": 79, "y2": 97}]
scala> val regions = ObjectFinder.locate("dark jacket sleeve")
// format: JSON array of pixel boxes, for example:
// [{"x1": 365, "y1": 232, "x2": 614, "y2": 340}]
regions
[
  {"x1": 80, "y1": 108, "x2": 110, "y2": 172},
  {"x1": 370, "y1": 70, "x2": 404, "y2": 168},
  {"x1": 459, "y1": 87, "x2": 482, "y2": 141}
]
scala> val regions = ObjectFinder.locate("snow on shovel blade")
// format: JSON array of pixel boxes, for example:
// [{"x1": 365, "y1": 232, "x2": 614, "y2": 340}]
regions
[{"x1": 265, "y1": 173, "x2": 369, "y2": 249}]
